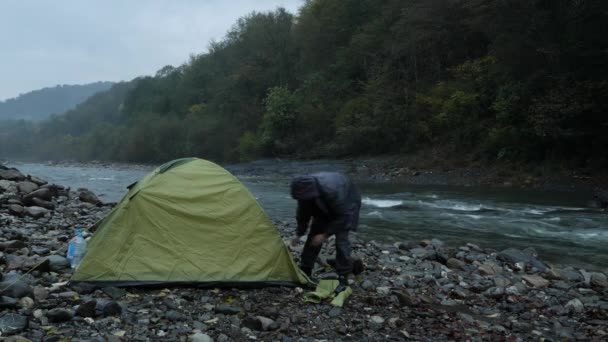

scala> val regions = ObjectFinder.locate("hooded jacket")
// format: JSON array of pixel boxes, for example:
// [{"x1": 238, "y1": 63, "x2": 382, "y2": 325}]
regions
[{"x1": 290, "y1": 172, "x2": 361, "y2": 236}]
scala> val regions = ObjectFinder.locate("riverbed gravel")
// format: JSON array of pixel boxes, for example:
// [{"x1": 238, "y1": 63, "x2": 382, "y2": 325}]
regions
[{"x1": 1, "y1": 164, "x2": 607, "y2": 341}]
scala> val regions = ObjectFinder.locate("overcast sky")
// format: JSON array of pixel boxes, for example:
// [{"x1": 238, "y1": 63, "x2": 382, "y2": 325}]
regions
[{"x1": 0, "y1": 0, "x2": 303, "y2": 101}]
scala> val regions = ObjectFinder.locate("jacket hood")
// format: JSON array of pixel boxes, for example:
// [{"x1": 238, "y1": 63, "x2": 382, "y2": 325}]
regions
[{"x1": 290, "y1": 175, "x2": 320, "y2": 200}]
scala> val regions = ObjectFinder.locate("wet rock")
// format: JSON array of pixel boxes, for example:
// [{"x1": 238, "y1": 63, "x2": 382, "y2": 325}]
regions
[
  {"x1": 33, "y1": 286, "x2": 49, "y2": 301},
  {"x1": 76, "y1": 300, "x2": 98, "y2": 317},
  {"x1": 522, "y1": 275, "x2": 549, "y2": 288},
  {"x1": 18, "y1": 297, "x2": 35, "y2": 310},
  {"x1": 376, "y1": 286, "x2": 391, "y2": 295},
  {"x1": 241, "y1": 316, "x2": 274, "y2": 331},
  {"x1": 165, "y1": 310, "x2": 184, "y2": 321},
  {"x1": 102, "y1": 286, "x2": 126, "y2": 299},
  {"x1": 47, "y1": 255, "x2": 70, "y2": 271},
  {"x1": 0, "y1": 296, "x2": 18, "y2": 309},
  {"x1": 189, "y1": 332, "x2": 213, "y2": 342},
  {"x1": 31, "y1": 246, "x2": 50, "y2": 255},
  {"x1": 101, "y1": 301, "x2": 122, "y2": 317},
  {"x1": 565, "y1": 298, "x2": 584, "y2": 313},
  {"x1": 0, "y1": 313, "x2": 28, "y2": 335},
  {"x1": 23, "y1": 188, "x2": 52, "y2": 203},
  {"x1": 27, "y1": 176, "x2": 47, "y2": 186},
  {"x1": 447, "y1": 258, "x2": 466, "y2": 270},
  {"x1": 360, "y1": 280, "x2": 374, "y2": 290},
  {"x1": 6, "y1": 255, "x2": 50, "y2": 273},
  {"x1": 47, "y1": 308, "x2": 73, "y2": 323},
  {"x1": 497, "y1": 248, "x2": 548, "y2": 272},
  {"x1": 591, "y1": 273, "x2": 608, "y2": 288},
  {"x1": 478, "y1": 262, "x2": 502, "y2": 276},
  {"x1": 410, "y1": 248, "x2": 430, "y2": 259},
  {"x1": 0, "y1": 169, "x2": 25, "y2": 181},
  {"x1": 78, "y1": 189, "x2": 102, "y2": 206},
  {"x1": 328, "y1": 307, "x2": 341, "y2": 317},
  {"x1": 558, "y1": 270, "x2": 583, "y2": 282},
  {"x1": 0, "y1": 240, "x2": 27, "y2": 251},
  {"x1": 17, "y1": 181, "x2": 39, "y2": 194},
  {"x1": 214, "y1": 304, "x2": 242, "y2": 315},
  {"x1": 32, "y1": 198, "x2": 55, "y2": 210},
  {"x1": 24, "y1": 206, "x2": 49, "y2": 219},
  {"x1": 483, "y1": 287, "x2": 505, "y2": 298},
  {"x1": 0, "y1": 280, "x2": 33, "y2": 298},
  {"x1": 8, "y1": 204, "x2": 25, "y2": 217}
]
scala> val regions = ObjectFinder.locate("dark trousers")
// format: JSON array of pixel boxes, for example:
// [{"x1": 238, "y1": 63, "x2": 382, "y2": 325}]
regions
[{"x1": 300, "y1": 218, "x2": 353, "y2": 277}]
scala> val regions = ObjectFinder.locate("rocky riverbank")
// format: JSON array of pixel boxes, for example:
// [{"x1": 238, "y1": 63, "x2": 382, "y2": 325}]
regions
[{"x1": 1, "y1": 165, "x2": 607, "y2": 341}]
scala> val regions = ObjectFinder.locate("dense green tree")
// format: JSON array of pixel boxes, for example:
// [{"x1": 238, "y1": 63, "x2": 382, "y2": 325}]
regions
[{"x1": 1, "y1": 1, "x2": 606, "y2": 169}]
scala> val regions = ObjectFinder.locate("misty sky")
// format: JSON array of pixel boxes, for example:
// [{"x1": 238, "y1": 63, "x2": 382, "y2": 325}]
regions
[{"x1": 0, "y1": 0, "x2": 303, "y2": 101}]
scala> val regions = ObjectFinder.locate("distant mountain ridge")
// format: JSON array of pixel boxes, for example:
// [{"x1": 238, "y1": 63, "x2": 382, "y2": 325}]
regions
[{"x1": 0, "y1": 81, "x2": 114, "y2": 121}]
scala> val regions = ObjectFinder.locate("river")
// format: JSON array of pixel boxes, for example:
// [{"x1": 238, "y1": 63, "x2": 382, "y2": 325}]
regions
[{"x1": 7, "y1": 160, "x2": 608, "y2": 271}]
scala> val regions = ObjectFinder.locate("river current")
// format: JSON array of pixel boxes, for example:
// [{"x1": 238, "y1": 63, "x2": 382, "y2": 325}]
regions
[{"x1": 8, "y1": 160, "x2": 608, "y2": 271}]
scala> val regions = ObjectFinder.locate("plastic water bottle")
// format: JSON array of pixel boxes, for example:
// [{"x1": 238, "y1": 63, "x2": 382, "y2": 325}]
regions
[{"x1": 67, "y1": 228, "x2": 87, "y2": 269}]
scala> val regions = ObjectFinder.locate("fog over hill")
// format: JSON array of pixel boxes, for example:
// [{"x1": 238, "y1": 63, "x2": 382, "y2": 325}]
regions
[{"x1": 0, "y1": 82, "x2": 114, "y2": 121}]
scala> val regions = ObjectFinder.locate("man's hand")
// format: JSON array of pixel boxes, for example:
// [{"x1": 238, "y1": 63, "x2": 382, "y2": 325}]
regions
[{"x1": 311, "y1": 233, "x2": 329, "y2": 247}]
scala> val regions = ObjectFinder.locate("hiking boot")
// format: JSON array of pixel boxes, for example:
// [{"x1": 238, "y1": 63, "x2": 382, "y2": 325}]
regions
[{"x1": 334, "y1": 275, "x2": 349, "y2": 294}]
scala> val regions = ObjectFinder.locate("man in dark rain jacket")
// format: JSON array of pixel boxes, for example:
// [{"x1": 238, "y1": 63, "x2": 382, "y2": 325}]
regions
[{"x1": 290, "y1": 172, "x2": 362, "y2": 291}]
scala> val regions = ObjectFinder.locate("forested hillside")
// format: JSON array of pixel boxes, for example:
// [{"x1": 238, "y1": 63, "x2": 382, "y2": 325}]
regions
[
  {"x1": 1, "y1": 0, "x2": 607, "y2": 168},
  {"x1": 0, "y1": 82, "x2": 113, "y2": 121}
]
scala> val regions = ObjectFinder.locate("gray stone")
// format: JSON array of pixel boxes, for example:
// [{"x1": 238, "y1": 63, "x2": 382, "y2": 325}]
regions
[
  {"x1": 0, "y1": 296, "x2": 18, "y2": 309},
  {"x1": 497, "y1": 248, "x2": 548, "y2": 272},
  {"x1": 522, "y1": 274, "x2": 549, "y2": 288},
  {"x1": 18, "y1": 297, "x2": 35, "y2": 310},
  {"x1": 328, "y1": 307, "x2": 341, "y2": 317},
  {"x1": 78, "y1": 189, "x2": 102, "y2": 206},
  {"x1": 102, "y1": 301, "x2": 122, "y2": 317},
  {"x1": 494, "y1": 277, "x2": 510, "y2": 288},
  {"x1": 23, "y1": 188, "x2": 52, "y2": 202},
  {"x1": 478, "y1": 262, "x2": 501, "y2": 276},
  {"x1": 447, "y1": 258, "x2": 466, "y2": 270},
  {"x1": 257, "y1": 316, "x2": 275, "y2": 331},
  {"x1": 28, "y1": 176, "x2": 47, "y2": 186},
  {"x1": 76, "y1": 300, "x2": 98, "y2": 317},
  {"x1": 189, "y1": 332, "x2": 213, "y2": 342},
  {"x1": 24, "y1": 206, "x2": 48, "y2": 219},
  {"x1": 17, "y1": 181, "x2": 38, "y2": 194},
  {"x1": 0, "y1": 240, "x2": 26, "y2": 251},
  {"x1": 483, "y1": 287, "x2": 505, "y2": 298},
  {"x1": 0, "y1": 313, "x2": 28, "y2": 335},
  {"x1": 376, "y1": 286, "x2": 391, "y2": 295},
  {"x1": 410, "y1": 248, "x2": 429, "y2": 258},
  {"x1": 8, "y1": 204, "x2": 24, "y2": 216},
  {"x1": 32, "y1": 198, "x2": 55, "y2": 210},
  {"x1": 0, "y1": 280, "x2": 33, "y2": 298},
  {"x1": 591, "y1": 273, "x2": 608, "y2": 288},
  {"x1": 165, "y1": 310, "x2": 184, "y2": 321},
  {"x1": 559, "y1": 270, "x2": 583, "y2": 282},
  {"x1": 47, "y1": 308, "x2": 73, "y2": 323},
  {"x1": 47, "y1": 255, "x2": 70, "y2": 271},
  {"x1": 565, "y1": 298, "x2": 584, "y2": 313},
  {"x1": 102, "y1": 286, "x2": 126, "y2": 299},
  {"x1": 214, "y1": 304, "x2": 242, "y2": 315},
  {"x1": 0, "y1": 169, "x2": 25, "y2": 181},
  {"x1": 360, "y1": 280, "x2": 374, "y2": 290},
  {"x1": 370, "y1": 316, "x2": 385, "y2": 324}
]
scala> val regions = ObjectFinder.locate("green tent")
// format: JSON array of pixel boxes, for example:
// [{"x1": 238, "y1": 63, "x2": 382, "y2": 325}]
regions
[{"x1": 71, "y1": 158, "x2": 308, "y2": 287}]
